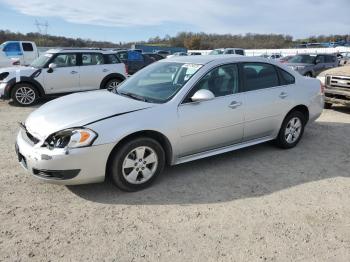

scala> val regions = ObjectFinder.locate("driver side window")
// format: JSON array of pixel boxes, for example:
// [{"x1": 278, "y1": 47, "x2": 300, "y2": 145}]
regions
[
  {"x1": 51, "y1": 54, "x2": 77, "y2": 68},
  {"x1": 184, "y1": 64, "x2": 239, "y2": 103}
]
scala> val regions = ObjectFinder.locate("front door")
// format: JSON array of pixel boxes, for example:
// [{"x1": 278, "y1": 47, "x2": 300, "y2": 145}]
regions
[
  {"x1": 43, "y1": 53, "x2": 80, "y2": 94},
  {"x1": 177, "y1": 64, "x2": 244, "y2": 157}
]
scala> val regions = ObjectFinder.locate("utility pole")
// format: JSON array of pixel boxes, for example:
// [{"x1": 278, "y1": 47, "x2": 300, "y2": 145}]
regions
[
  {"x1": 35, "y1": 19, "x2": 49, "y2": 35},
  {"x1": 34, "y1": 19, "x2": 49, "y2": 46}
]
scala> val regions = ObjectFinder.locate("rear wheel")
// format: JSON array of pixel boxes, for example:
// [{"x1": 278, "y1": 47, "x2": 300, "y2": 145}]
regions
[
  {"x1": 275, "y1": 111, "x2": 306, "y2": 149},
  {"x1": 104, "y1": 78, "x2": 123, "y2": 92},
  {"x1": 109, "y1": 137, "x2": 165, "y2": 191},
  {"x1": 304, "y1": 72, "x2": 313, "y2": 77},
  {"x1": 324, "y1": 102, "x2": 332, "y2": 109},
  {"x1": 11, "y1": 83, "x2": 38, "y2": 106}
]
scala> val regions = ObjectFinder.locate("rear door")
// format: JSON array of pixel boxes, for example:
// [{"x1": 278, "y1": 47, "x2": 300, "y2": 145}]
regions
[
  {"x1": 43, "y1": 53, "x2": 80, "y2": 94},
  {"x1": 78, "y1": 52, "x2": 106, "y2": 90},
  {"x1": 240, "y1": 62, "x2": 294, "y2": 142}
]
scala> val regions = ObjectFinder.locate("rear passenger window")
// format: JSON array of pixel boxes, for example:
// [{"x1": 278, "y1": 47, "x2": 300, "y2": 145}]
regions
[
  {"x1": 277, "y1": 68, "x2": 295, "y2": 85},
  {"x1": 242, "y1": 63, "x2": 279, "y2": 91},
  {"x1": 22, "y1": 43, "x2": 34, "y2": 51},
  {"x1": 82, "y1": 53, "x2": 104, "y2": 66},
  {"x1": 235, "y1": 50, "x2": 244, "y2": 55},
  {"x1": 325, "y1": 55, "x2": 336, "y2": 63},
  {"x1": 106, "y1": 54, "x2": 120, "y2": 64},
  {"x1": 128, "y1": 51, "x2": 144, "y2": 61}
]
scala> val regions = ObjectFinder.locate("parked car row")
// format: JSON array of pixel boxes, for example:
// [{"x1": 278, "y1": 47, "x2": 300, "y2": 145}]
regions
[{"x1": 14, "y1": 55, "x2": 324, "y2": 191}]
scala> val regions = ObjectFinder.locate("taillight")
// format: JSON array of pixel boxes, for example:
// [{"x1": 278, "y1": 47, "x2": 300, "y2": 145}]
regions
[
  {"x1": 124, "y1": 64, "x2": 128, "y2": 75},
  {"x1": 320, "y1": 82, "x2": 325, "y2": 94}
]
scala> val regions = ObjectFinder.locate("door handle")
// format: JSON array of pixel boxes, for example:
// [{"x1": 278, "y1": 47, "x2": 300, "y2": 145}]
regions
[
  {"x1": 279, "y1": 92, "x2": 288, "y2": 99},
  {"x1": 103, "y1": 69, "x2": 109, "y2": 72},
  {"x1": 71, "y1": 71, "x2": 78, "y2": 74},
  {"x1": 228, "y1": 101, "x2": 242, "y2": 109}
]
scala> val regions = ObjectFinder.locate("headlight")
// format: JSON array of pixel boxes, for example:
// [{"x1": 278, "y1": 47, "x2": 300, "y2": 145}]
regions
[
  {"x1": 317, "y1": 76, "x2": 326, "y2": 85},
  {"x1": 0, "y1": 72, "x2": 9, "y2": 81},
  {"x1": 44, "y1": 128, "x2": 97, "y2": 149}
]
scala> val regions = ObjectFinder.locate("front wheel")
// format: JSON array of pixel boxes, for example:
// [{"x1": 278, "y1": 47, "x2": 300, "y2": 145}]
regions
[
  {"x1": 109, "y1": 137, "x2": 165, "y2": 191},
  {"x1": 275, "y1": 111, "x2": 306, "y2": 149},
  {"x1": 11, "y1": 83, "x2": 39, "y2": 106},
  {"x1": 304, "y1": 72, "x2": 313, "y2": 77}
]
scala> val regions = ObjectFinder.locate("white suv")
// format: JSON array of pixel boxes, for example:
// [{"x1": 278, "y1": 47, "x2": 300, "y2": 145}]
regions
[{"x1": 0, "y1": 48, "x2": 127, "y2": 106}]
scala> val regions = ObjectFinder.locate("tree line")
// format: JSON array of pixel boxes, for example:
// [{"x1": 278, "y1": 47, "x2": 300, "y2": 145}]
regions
[{"x1": 0, "y1": 29, "x2": 349, "y2": 50}]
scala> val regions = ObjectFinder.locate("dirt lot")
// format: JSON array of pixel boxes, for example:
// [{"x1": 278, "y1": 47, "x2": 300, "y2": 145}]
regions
[{"x1": 0, "y1": 100, "x2": 350, "y2": 262}]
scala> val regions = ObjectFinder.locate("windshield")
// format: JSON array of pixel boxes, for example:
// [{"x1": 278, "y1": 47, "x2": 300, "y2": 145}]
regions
[
  {"x1": 289, "y1": 55, "x2": 315, "y2": 64},
  {"x1": 117, "y1": 62, "x2": 203, "y2": 103},
  {"x1": 209, "y1": 49, "x2": 224, "y2": 55},
  {"x1": 30, "y1": 53, "x2": 53, "y2": 68}
]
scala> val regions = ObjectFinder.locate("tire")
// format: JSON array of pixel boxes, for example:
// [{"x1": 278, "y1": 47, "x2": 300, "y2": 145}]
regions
[
  {"x1": 11, "y1": 83, "x2": 39, "y2": 106},
  {"x1": 109, "y1": 137, "x2": 165, "y2": 191},
  {"x1": 275, "y1": 111, "x2": 306, "y2": 149},
  {"x1": 104, "y1": 78, "x2": 123, "y2": 91},
  {"x1": 304, "y1": 72, "x2": 313, "y2": 77},
  {"x1": 324, "y1": 102, "x2": 332, "y2": 109}
]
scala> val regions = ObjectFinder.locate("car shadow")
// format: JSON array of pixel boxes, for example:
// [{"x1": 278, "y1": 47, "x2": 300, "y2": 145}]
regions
[
  {"x1": 8, "y1": 97, "x2": 56, "y2": 108},
  {"x1": 329, "y1": 105, "x2": 350, "y2": 114},
  {"x1": 68, "y1": 121, "x2": 350, "y2": 205}
]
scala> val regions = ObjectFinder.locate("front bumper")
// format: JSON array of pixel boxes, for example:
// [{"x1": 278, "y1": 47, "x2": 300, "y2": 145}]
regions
[
  {"x1": 0, "y1": 82, "x2": 8, "y2": 99},
  {"x1": 325, "y1": 88, "x2": 350, "y2": 106},
  {"x1": 15, "y1": 130, "x2": 116, "y2": 185}
]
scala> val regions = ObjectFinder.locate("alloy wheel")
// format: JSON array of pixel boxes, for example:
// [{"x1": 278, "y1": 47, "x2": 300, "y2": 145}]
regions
[
  {"x1": 15, "y1": 86, "x2": 36, "y2": 105},
  {"x1": 122, "y1": 146, "x2": 158, "y2": 184},
  {"x1": 107, "y1": 80, "x2": 120, "y2": 91},
  {"x1": 284, "y1": 117, "x2": 302, "y2": 144}
]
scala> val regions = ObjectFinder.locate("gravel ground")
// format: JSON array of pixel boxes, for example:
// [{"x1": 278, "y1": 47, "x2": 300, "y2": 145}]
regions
[{"x1": 0, "y1": 100, "x2": 350, "y2": 261}]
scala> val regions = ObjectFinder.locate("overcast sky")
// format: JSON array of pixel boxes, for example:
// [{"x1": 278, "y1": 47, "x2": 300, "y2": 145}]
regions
[{"x1": 0, "y1": 0, "x2": 349, "y2": 42}]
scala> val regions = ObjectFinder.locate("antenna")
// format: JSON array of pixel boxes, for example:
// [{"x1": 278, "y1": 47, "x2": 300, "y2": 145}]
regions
[{"x1": 34, "y1": 19, "x2": 49, "y2": 35}]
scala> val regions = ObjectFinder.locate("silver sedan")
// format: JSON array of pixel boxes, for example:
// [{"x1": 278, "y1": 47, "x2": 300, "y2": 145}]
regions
[{"x1": 16, "y1": 55, "x2": 324, "y2": 191}]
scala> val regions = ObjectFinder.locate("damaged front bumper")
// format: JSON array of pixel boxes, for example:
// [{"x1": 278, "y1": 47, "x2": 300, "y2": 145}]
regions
[{"x1": 325, "y1": 88, "x2": 350, "y2": 106}]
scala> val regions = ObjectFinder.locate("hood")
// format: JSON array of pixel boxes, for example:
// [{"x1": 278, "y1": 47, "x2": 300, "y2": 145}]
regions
[
  {"x1": 0, "y1": 66, "x2": 36, "y2": 73},
  {"x1": 25, "y1": 90, "x2": 152, "y2": 140},
  {"x1": 318, "y1": 65, "x2": 350, "y2": 77}
]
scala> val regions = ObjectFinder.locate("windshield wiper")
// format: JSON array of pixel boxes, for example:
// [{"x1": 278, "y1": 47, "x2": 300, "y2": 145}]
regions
[{"x1": 119, "y1": 91, "x2": 148, "y2": 102}]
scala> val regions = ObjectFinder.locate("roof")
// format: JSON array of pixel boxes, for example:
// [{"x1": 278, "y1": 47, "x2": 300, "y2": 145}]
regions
[
  {"x1": 161, "y1": 54, "x2": 277, "y2": 65},
  {"x1": 45, "y1": 48, "x2": 116, "y2": 54}
]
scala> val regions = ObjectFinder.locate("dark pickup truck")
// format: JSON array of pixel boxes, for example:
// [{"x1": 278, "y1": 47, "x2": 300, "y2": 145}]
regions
[{"x1": 115, "y1": 50, "x2": 155, "y2": 75}]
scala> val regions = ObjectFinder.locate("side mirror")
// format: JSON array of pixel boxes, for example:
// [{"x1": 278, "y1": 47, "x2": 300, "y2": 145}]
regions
[
  {"x1": 191, "y1": 89, "x2": 215, "y2": 103},
  {"x1": 47, "y1": 63, "x2": 57, "y2": 73}
]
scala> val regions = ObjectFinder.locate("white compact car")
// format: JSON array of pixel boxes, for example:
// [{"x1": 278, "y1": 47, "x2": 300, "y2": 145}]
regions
[
  {"x1": 0, "y1": 48, "x2": 127, "y2": 106},
  {"x1": 15, "y1": 55, "x2": 324, "y2": 191}
]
